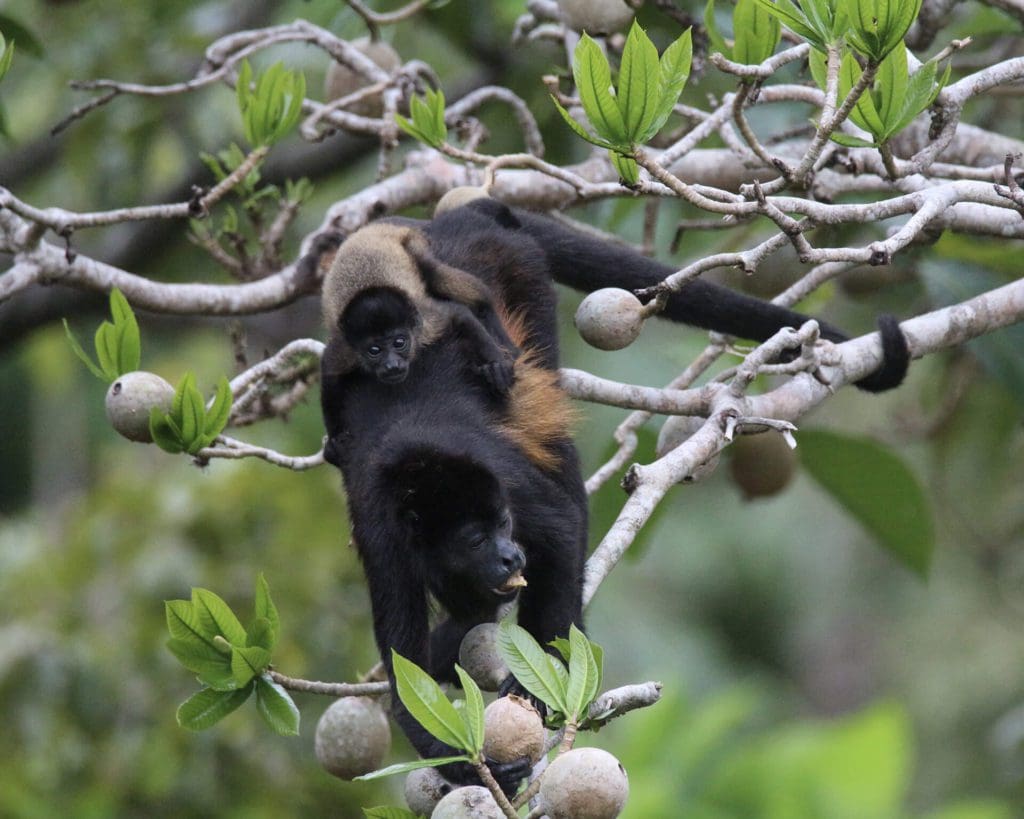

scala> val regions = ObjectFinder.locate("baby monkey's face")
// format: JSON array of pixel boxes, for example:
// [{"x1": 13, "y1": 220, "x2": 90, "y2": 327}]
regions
[{"x1": 359, "y1": 325, "x2": 417, "y2": 383}]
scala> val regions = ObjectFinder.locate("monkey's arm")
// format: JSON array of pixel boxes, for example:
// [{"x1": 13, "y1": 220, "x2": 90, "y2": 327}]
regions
[
  {"x1": 406, "y1": 231, "x2": 521, "y2": 355},
  {"x1": 357, "y1": 538, "x2": 529, "y2": 794},
  {"x1": 465, "y1": 199, "x2": 909, "y2": 393},
  {"x1": 444, "y1": 302, "x2": 518, "y2": 395},
  {"x1": 319, "y1": 340, "x2": 355, "y2": 465}
]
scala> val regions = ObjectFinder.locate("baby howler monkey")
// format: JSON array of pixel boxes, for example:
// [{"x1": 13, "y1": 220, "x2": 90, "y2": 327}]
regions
[{"x1": 320, "y1": 222, "x2": 519, "y2": 393}]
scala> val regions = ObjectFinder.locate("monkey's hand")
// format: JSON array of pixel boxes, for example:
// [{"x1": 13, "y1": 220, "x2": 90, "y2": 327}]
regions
[
  {"x1": 437, "y1": 756, "x2": 532, "y2": 797},
  {"x1": 476, "y1": 356, "x2": 517, "y2": 396},
  {"x1": 486, "y1": 755, "x2": 533, "y2": 797},
  {"x1": 499, "y1": 673, "x2": 548, "y2": 718}
]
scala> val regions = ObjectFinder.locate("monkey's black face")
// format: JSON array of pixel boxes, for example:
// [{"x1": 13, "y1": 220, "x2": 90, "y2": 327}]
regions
[
  {"x1": 442, "y1": 509, "x2": 527, "y2": 600},
  {"x1": 359, "y1": 329, "x2": 415, "y2": 383},
  {"x1": 342, "y1": 287, "x2": 422, "y2": 385}
]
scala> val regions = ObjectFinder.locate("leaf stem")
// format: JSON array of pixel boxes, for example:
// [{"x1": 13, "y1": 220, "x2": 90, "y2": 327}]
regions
[
  {"x1": 879, "y1": 142, "x2": 900, "y2": 180},
  {"x1": 474, "y1": 760, "x2": 520, "y2": 819}
]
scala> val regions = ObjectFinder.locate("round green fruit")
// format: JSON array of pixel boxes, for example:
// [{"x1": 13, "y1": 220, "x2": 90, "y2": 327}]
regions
[{"x1": 104, "y1": 371, "x2": 174, "y2": 443}]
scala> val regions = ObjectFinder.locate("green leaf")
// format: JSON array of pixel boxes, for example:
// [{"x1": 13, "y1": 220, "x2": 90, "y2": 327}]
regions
[
  {"x1": 846, "y1": 0, "x2": 922, "y2": 62},
  {"x1": 751, "y1": 0, "x2": 825, "y2": 51},
  {"x1": 733, "y1": 0, "x2": 781, "y2": 65},
  {"x1": 166, "y1": 599, "x2": 214, "y2": 646},
  {"x1": 392, "y1": 650, "x2": 473, "y2": 751},
  {"x1": 363, "y1": 808, "x2": 422, "y2": 819},
  {"x1": 204, "y1": 375, "x2": 233, "y2": 437},
  {"x1": 799, "y1": 429, "x2": 934, "y2": 576},
  {"x1": 565, "y1": 625, "x2": 599, "y2": 720},
  {"x1": 430, "y1": 88, "x2": 446, "y2": 146},
  {"x1": 874, "y1": 45, "x2": 908, "y2": 137},
  {"x1": 255, "y1": 674, "x2": 300, "y2": 736},
  {"x1": 548, "y1": 652, "x2": 570, "y2": 697},
  {"x1": 246, "y1": 617, "x2": 275, "y2": 652},
  {"x1": 397, "y1": 89, "x2": 448, "y2": 148},
  {"x1": 550, "y1": 96, "x2": 617, "y2": 149},
  {"x1": 841, "y1": 51, "x2": 885, "y2": 137},
  {"x1": 548, "y1": 637, "x2": 571, "y2": 663},
  {"x1": 166, "y1": 638, "x2": 238, "y2": 691},
  {"x1": 149, "y1": 408, "x2": 184, "y2": 453},
  {"x1": 355, "y1": 755, "x2": 470, "y2": 781},
  {"x1": 808, "y1": 48, "x2": 828, "y2": 90},
  {"x1": 496, "y1": 622, "x2": 568, "y2": 715},
  {"x1": 62, "y1": 319, "x2": 107, "y2": 380},
  {"x1": 253, "y1": 572, "x2": 280, "y2": 640},
  {"x1": 704, "y1": 0, "x2": 732, "y2": 59},
  {"x1": 829, "y1": 131, "x2": 879, "y2": 148},
  {"x1": 617, "y1": 22, "x2": 661, "y2": 142},
  {"x1": 573, "y1": 33, "x2": 628, "y2": 145},
  {"x1": 0, "y1": 38, "x2": 13, "y2": 82},
  {"x1": 176, "y1": 684, "x2": 252, "y2": 731},
  {"x1": 453, "y1": 665, "x2": 485, "y2": 756},
  {"x1": 108, "y1": 289, "x2": 141, "y2": 375},
  {"x1": 177, "y1": 375, "x2": 206, "y2": 453},
  {"x1": 94, "y1": 322, "x2": 119, "y2": 381},
  {"x1": 237, "y1": 60, "x2": 306, "y2": 146},
  {"x1": 884, "y1": 54, "x2": 946, "y2": 140},
  {"x1": 646, "y1": 28, "x2": 693, "y2": 139},
  {"x1": 231, "y1": 644, "x2": 271, "y2": 686},
  {"x1": 191, "y1": 588, "x2": 248, "y2": 646}
]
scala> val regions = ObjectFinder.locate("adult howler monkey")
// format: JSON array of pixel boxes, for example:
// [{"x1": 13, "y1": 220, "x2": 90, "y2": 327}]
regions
[
  {"x1": 320, "y1": 198, "x2": 910, "y2": 793},
  {"x1": 321, "y1": 222, "x2": 518, "y2": 393}
]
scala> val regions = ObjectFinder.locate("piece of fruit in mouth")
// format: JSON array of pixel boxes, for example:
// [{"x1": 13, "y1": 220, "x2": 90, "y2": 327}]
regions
[{"x1": 494, "y1": 571, "x2": 528, "y2": 593}]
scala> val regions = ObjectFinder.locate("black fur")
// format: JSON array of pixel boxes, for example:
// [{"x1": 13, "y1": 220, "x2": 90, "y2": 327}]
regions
[
  {"x1": 320, "y1": 199, "x2": 911, "y2": 792},
  {"x1": 323, "y1": 341, "x2": 585, "y2": 793}
]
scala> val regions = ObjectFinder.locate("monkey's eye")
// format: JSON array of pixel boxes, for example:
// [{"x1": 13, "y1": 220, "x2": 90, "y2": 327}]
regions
[
  {"x1": 393, "y1": 336, "x2": 407, "y2": 350},
  {"x1": 367, "y1": 344, "x2": 382, "y2": 357}
]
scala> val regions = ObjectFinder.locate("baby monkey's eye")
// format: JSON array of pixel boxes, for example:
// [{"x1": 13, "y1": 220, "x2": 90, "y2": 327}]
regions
[
  {"x1": 367, "y1": 345, "x2": 382, "y2": 357},
  {"x1": 393, "y1": 336, "x2": 407, "y2": 350}
]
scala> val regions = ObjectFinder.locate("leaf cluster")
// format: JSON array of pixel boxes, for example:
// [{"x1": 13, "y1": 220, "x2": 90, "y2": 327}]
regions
[
  {"x1": 705, "y1": 0, "x2": 782, "y2": 68},
  {"x1": 236, "y1": 59, "x2": 306, "y2": 148},
  {"x1": 356, "y1": 623, "x2": 604, "y2": 785},
  {"x1": 497, "y1": 623, "x2": 603, "y2": 727},
  {"x1": 166, "y1": 574, "x2": 299, "y2": 735},
  {"x1": 63, "y1": 288, "x2": 140, "y2": 383},
  {"x1": 750, "y1": 0, "x2": 921, "y2": 62},
  {"x1": 149, "y1": 373, "x2": 232, "y2": 455},
  {"x1": 553, "y1": 22, "x2": 693, "y2": 184},
  {"x1": 810, "y1": 45, "x2": 949, "y2": 148},
  {"x1": 191, "y1": 144, "x2": 314, "y2": 262},
  {"x1": 395, "y1": 88, "x2": 448, "y2": 149}
]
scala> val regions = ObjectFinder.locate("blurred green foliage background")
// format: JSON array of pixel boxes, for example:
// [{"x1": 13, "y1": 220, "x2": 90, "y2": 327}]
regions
[{"x1": 1, "y1": 1, "x2": 1023, "y2": 816}]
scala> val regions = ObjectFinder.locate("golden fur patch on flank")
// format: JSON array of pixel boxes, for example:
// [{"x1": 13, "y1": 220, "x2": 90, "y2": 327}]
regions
[{"x1": 498, "y1": 309, "x2": 580, "y2": 472}]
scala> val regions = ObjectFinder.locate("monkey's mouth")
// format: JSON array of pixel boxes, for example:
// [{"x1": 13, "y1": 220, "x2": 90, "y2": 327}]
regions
[
  {"x1": 380, "y1": 370, "x2": 408, "y2": 384},
  {"x1": 492, "y1": 571, "x2": 528, "y2": 597}
]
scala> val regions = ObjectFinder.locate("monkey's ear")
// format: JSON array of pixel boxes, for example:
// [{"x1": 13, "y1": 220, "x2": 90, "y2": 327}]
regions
[{"x1": 382, "y1": 454, "x2": 430, "y2": 523}]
